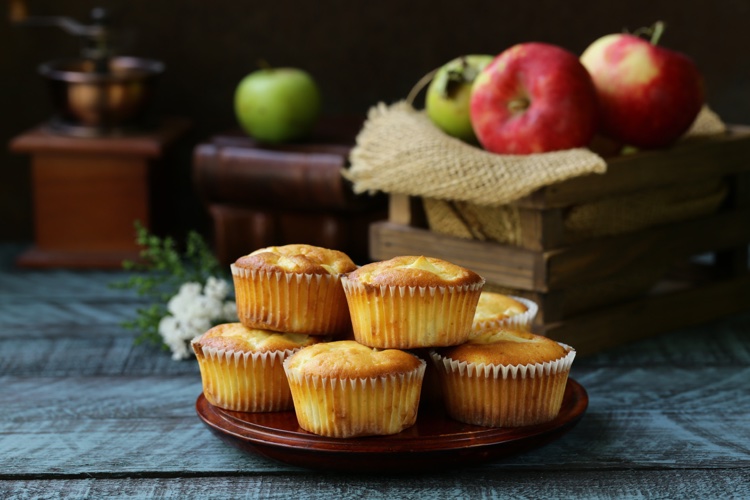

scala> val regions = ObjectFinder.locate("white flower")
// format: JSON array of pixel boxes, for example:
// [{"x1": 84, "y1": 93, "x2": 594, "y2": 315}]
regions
[
  {"x1": 158, "y1": 316, "x2": 192, "y2": 360},
  {"x1": 158, "y1": 315, "x2": 179, "y2": 336},
  {"x1": 204, "y1": 276, "x2": 231, "y2": 300},
  {"x1": 186, "y1": 315, "x2": 212, "y2": 335},
  {"x1": 222, "y1": 300, "x2": 238, "y2": 321},
  {"x1": 167, "y1": 282, "x2": 202, "y2": 317},
  {"x1": 191, "y1": 295, "x2": 223, "y2": 320},
  {"x1": 178, "y1": 282, "x2": 202, "y2": 297},
  {"x1": 158, "y1": 277, "x2": 236, "y2": 361},
  {"x1": 168, "y1": 339, "x2": 191, "y2": 361}
]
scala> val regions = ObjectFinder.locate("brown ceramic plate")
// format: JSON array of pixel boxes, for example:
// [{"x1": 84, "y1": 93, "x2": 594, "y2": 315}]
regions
[{"x1": 196, "y1": 378, "x2": 588, "y2": 473}]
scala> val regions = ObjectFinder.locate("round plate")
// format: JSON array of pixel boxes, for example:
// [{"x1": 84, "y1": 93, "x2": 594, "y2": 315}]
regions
[{"x1": 196, "y1": 378, "x2": 588, "y2": 472}]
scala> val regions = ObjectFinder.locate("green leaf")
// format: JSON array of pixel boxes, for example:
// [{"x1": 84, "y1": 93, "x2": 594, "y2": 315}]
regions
[{"x1": 110, "y1": 221, "x2": 230, "y2": 353}]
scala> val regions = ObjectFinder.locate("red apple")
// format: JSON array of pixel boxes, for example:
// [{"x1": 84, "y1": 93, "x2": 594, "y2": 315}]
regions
[
  {"x1": 469, "y1": 43, "x2": 599, "y2": 155},
  {"x1": 580, "y1": 22, "x2": 704, "y2": 148}
]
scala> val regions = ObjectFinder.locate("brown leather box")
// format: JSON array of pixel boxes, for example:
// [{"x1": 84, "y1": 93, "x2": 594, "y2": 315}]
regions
[{"x1": 192, "y1": 117, "x2": 387, "y2": 266}]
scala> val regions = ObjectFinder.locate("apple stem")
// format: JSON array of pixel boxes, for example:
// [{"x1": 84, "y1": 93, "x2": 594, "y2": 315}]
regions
[
  {"x1": 507, "y1": 97, "x2": 530, "y2": 114},
  {"x1": 632, "y1": 21, "x2": 666, "y2": 46},
  {"x1": 406, "y1": 68, "x2": 439, "y2": 107},
  {"x1": 650, "y1": 21, "x2": 665, "y2": 46}
]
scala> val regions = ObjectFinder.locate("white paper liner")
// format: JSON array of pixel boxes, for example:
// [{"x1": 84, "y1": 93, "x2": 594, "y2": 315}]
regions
[
  {"x1": 231, "y1": 264, "x2": 351, "y2": 336},
  {"x1": 471, "y1": 296, "x2": 539, "y2": 334},
  {"x1": 430, "y1": 343, "x2": 575, "y2": 427},
  {"x1": 192, "y1": 342, "x2": 302, "y2": 412},
  {"x1": 283, "y1": 357, "x2": 427, "y2": 438},
  {"x1": 341, "y1": 276, "x2": 484, "y2": 348}
]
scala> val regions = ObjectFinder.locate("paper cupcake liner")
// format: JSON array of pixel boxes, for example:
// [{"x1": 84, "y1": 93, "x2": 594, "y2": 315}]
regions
[
  {"x1": 430, "y1": 344, "x2": 575, "y2": 427},
  {"x1": 231, "y1": 265, "x2": 351, "y2": 336},
  {"x1": 472, "y1": 296, "x2": 539, "y2": 334},
  {"x1": 283, "y1": 357, "x2": 427, "y2": 438},
  {"x1": 341, "y1": 277, "x2": 484, "y2": 349},
  {"x1": 193, "y1": 342, "x2": 301, "y2": 412}
]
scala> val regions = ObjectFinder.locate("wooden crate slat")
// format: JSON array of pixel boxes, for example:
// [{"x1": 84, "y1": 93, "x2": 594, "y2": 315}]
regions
[
  {"x1": 369, "y1": 221, "x2": 543, "y2": 290},
  {"x1": 513, "y1": 126, "x2": 750, "y2": 209},
  {"x1": 371, "y1": 208, "x2": 750, "y2": 294},
  {"x1": 716, "y1": 171, "x2": 750, "y2": 276},
  {"x1": 388, "y1": 194, "x2": 427, "y2": 227},
  {"x1": 542, "y1": 274, "x2": 750, "y2": 356},
  {"x1": 545, "y1": 207, "x2": 750, "y2": 291},
  {"x1": 517, "y1": 208, "x2": 566, "y2": 251}
]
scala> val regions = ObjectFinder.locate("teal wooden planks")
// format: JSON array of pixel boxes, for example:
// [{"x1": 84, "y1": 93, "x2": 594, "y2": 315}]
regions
[
  {"x1": 2, "y1": 471, "x2": 750, "y2": 499},
  {"x1": 1, "y1": 373, "x2": 749, "y2": 476},
  {"x1": 1, "y1": 243, "x2": 749, "y2": 497}
]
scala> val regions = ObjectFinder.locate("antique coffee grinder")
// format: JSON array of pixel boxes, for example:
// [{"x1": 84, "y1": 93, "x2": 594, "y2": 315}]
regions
[
  {"x1": 9, "y1": 2, "x2": 189, "y2": 268},
  {"x1": 11, "y1": 2, "x2": 164, "y2": 136}
]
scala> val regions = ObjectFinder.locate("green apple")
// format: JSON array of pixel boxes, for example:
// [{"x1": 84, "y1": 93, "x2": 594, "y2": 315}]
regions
[
  {"x1": 425, "y1": 54, "x2": 494, "y2": 142},
  {"x1": 234, "y1": 67, "x2": 321, "y2": 143}
]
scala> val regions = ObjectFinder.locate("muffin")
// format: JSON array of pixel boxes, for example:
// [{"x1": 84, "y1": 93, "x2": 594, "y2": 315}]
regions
[
  {"x1": 231, "y1": 244, "x2": 357, "y2": 336},
  {"x1": 431, "y1": 329, "x2": 575, "y2": 427},
  {"x1": 341, "y1": 255, "x2": 484, "y2": 348},
  {"x1": 283, "y1": 340, "x2": 426, "y2": 437},
  {"x1": 472, "y1": 292, "x2": 538, "y2": 334},
  {"x1": 192, "y1": 322, "x2": 324, "y2": 412}
]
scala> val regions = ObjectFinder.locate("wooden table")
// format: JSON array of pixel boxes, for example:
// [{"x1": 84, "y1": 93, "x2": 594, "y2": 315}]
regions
[{"x1": 1, "y1": 243, "x2": 748, "y2": 498}]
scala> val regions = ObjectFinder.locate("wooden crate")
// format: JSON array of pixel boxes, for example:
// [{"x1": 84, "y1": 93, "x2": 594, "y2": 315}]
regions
[{"x1": 370, "y1": 126, "x2": 750, "y2": 356}]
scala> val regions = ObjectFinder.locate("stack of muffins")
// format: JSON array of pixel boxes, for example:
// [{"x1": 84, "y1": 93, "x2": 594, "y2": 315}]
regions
[{"x1": 192, "y1": 244, "x2": 575, "y2": 438}]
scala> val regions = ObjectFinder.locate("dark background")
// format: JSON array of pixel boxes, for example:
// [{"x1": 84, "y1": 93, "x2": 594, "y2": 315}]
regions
[{"x1": 2, "y1": 0, "x2": 748, "y2": 243}]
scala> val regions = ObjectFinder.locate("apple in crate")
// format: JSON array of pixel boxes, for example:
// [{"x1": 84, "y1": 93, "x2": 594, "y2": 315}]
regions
[
  {"x1": 580, "y1": 22, "x2": 704, "y2": 149},
  {"x1": 425, "y1": 54, "x2": 494, "y2": 142},
  {"x1": 234, "y1": 67, "x2": 322, "y2": 143},
  {"x1": 469, "y1": 43, "x2": 599, "y2": 155}
]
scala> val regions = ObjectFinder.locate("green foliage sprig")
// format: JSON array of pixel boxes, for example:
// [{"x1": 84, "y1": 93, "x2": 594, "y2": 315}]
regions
[{"x1": 112, "y1": 222, "x2": 228, "y2": 347}]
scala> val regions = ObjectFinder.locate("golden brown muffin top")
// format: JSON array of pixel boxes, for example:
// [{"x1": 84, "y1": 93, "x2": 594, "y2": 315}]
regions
[
  {"x1": 346, "y1": 255, "x2": 483, "y2": 288},
  {"x1": 234, "y1": 244, "x2": 357, "y2": 275},
  {"x1": 437, "y1": 329, "x2": 568, "y2": 366},
  {"x1": 285, "y1": 340, "x2": 423, "y2": 379},
  {"x1": 474, "y1": 292, "x2": 528, "y2": 322},
  {"x1": 193, "y1": 323, "x2": 323, "y2": 353}
]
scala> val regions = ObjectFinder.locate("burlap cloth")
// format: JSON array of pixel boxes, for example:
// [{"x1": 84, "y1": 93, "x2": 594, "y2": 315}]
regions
[
  {"x1": 347, "y1": 101, "x2": 608, "y2": 206},
  {"x1": 346, "y1": 102, "x2": 728, "y2": 314},
  {"x1": 347, "y1": 100, "x2": 725, "y2": 207}
]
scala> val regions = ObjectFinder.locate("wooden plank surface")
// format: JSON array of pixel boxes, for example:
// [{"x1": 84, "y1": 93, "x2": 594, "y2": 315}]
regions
[
  {"x1": 1, "y1": 244, "x2": 749, "y2": 498},
  {"x1": 2, "y1": 371, "x2": 749, "y2": 475},
  {"x1": 3, "y1": 470, "x2": 750, "y2": 499}
]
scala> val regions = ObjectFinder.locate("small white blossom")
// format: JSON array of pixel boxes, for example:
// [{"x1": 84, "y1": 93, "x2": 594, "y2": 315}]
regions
[
  {"x1": 186, "y1": 315, "x2": 212, "y2": 334},
  {"x1": 157, "y1": 277, "x2": 236, "y2": 361},
  {"x1": 222, "y1": 300, "x2": 238, "y2": 321},
  {"x1": 178, "y1": 282, "x2": 202, "y2": 297},
  {"x1": 168, "y1": 339, "x2": 191, "y2": 361},
  {"x1": 192, "y1": 295, "x2": 223, "y2": 320},
  {"x1": 204, "y1": 276, "x2": 230, "y2": 300},
  {"x1": 167, "y1": 282, "x2": 200, "y2": 316},
  {"x1": 158, "y1": 315, "x2": 179, "y2": 335}
]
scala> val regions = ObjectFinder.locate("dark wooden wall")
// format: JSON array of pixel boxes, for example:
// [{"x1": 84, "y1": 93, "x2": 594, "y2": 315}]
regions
[{"x1": 2, "y1": 0, "x2": 748, "y2": 242}]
